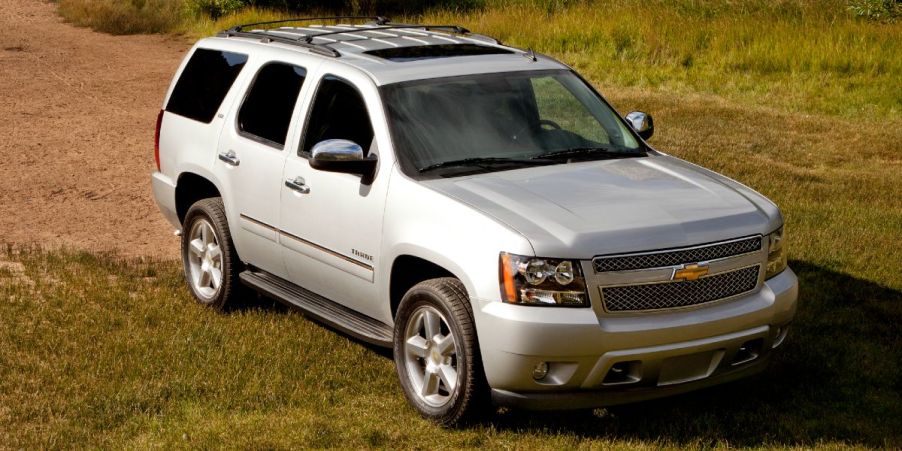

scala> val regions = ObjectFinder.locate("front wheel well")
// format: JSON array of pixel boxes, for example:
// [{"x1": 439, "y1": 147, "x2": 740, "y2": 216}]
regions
[
  {"x1": 175, "y1": 173, "x2": 221, "y2": 225},
  {"x1": 390, "y1": 255, "x2": 456, "y2": 320}
]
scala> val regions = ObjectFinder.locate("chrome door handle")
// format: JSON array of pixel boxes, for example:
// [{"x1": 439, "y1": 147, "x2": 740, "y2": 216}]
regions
[
  {"x1": 218, "y1": 150, "x2": 240, "y2": 166},
  {"x1": 285, "y1": 176, "x2": 310, "y2": 194}
]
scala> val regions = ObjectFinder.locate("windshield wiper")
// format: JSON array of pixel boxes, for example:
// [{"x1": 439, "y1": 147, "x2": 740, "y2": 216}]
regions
[
  {"x1": 418, "y1": 157, "x2": 552, "y2": 173},
  {"x1": 531, "y1": 146, "x2": 639, "y2": 160}
]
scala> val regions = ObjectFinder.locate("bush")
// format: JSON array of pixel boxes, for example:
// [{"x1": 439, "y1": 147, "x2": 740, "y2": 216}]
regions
[
  {"x1": 242, "y1": 0, "x2": 485, "y2": 14},
  {"x1": 848, "y1": 0, "x2": 901, "y2": 22},
  {"x1": 187, "y1": 0, "x2": 246, "y2": 19}
]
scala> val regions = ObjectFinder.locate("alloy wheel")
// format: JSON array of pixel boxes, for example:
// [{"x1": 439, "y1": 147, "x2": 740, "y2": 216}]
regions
[
  {"x1": 186, "y1": 218, "x2": 223, "y2": 301},
  {"x1": 403, "y1": 305, "x2": 460, "y2": 407}
]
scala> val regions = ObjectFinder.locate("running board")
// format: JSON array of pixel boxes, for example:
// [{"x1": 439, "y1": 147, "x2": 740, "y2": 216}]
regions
[{"x1": 239, "y1": 270, "x2": 393, "y2": 347}]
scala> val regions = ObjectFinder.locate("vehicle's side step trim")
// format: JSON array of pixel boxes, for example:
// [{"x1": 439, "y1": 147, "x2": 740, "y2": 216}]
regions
[{"x1": 239, "y1": 270, "x2": 393, "y2": 347}]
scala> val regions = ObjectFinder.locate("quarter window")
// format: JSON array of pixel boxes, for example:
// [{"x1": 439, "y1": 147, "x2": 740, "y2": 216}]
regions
[
  {"x1": 166, "y1": 48, "x2": 247, "y2": 123},
  {"x1": 302, "y1": 76, "x2": 374, "y2": 155},
  {"x1": 238, "y1": 63, "x2": 307, "y2": 148}
]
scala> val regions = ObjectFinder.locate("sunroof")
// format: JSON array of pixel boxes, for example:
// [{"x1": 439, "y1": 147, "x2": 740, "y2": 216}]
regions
[{"x1": 364, "y1": 44, "x2": 514, "y2": 62}]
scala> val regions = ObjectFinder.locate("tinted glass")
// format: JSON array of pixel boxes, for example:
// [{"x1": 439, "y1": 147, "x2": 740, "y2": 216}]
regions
[
  {"x1": 238, "y1": 63, "x2": 306, "y2": 148},
  {"x1": 364, "y1": 44, "x2": 514, "y2": 62},
  {"x1": 166, "y1": 48, "x2": 248, "y2": 123},
  {"x1": 382, "y1": 70, "x2": 642, "y2": 177},
  {"x1": 302, "y1": 76, "x2": 374, "y2": 154}
]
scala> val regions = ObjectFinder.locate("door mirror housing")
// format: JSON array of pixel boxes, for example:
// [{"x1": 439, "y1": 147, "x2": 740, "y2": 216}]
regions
[
  {"x1": 625, "y1": 111, "x2": 654, "y2": 140},
  {"x1": 309, "y1": 139, "x2": 378, "y2": 181}
]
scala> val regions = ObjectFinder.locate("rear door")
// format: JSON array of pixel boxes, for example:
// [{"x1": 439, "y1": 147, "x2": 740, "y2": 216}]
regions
[
  {"x1": 214, "y1": 59, "x2": 309, "y2": 278},
  {"x1": 279, "y1": 68, "x2": 390, "y2": 321}
]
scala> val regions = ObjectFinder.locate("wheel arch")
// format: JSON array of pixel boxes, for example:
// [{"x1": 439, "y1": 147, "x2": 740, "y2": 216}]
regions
[
  {"x1": 175, "y1": 171, "x2": 223, "y2": 224},
  {"x1": 389, "y1": 253, "x2": 472, "y2": 321}
]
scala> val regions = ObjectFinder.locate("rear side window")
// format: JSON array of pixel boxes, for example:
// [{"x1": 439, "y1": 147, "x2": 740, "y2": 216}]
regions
[
  {"x1": 237, "y1": 63, "x2": 307, "y2": 148},
  {"x1": 302, "y1": 76, "x2": 374, "y2": 155},
  {"x1": 166, "y1": 48, "x2": 248, "y2": 123}
]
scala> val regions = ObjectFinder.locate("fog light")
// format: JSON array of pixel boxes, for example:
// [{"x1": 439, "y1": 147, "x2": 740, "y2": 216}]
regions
[{"x1": 532, "y1": 361, "x2": 549, "y2": 380}]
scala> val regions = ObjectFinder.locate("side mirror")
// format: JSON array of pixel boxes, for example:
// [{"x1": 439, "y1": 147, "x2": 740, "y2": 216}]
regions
[
  {"x1": 309, "y1": 139, "x2": 378, "y2": 181},
  {"x1": 625, "y1": 111, "x2": 654, "y2": 140}
]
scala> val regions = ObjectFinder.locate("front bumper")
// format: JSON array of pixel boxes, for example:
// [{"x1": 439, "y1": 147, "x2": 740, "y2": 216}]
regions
[
  {"x1": 492, "y1": 353, "x2": 771, "y2": 410},
  {"x1": 473, "y1": 268, "x2": 798, "y2": 409}
]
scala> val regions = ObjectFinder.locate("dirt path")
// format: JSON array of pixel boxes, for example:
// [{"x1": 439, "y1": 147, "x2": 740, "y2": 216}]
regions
[{"x1": 0, "y1": 0, "x2": 188, "y2": 258}]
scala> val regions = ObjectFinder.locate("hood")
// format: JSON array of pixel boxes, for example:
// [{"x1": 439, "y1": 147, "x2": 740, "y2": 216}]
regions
[{"x1": 423, "y1": 154, "x2": 781, "y2": 258}]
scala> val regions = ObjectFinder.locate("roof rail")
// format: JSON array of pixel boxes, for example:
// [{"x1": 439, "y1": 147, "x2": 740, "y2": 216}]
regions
[
  {"x1": 218, "y1": 29, "x2": 343, "y2": 57},
  {"x1": 218, "y1": 18, "x2": 503, "y2": 58},
  {"x1": 226, "y1": 16, "x2": 390, "y2": 33}
]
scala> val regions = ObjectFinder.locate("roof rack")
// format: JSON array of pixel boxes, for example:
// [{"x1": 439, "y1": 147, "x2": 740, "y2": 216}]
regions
[
  {"x1": 298, "y1": 24, "x2": 471, "y2": 43},
  {"x1": 217, "y1": 16, "x2": 503, "y2": 58},
  {"x1": 226, "y1": 16, "x2": 390, "y2": 33}
]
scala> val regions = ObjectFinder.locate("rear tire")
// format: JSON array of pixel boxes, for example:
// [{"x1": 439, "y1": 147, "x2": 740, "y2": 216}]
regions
[
  {"x1": 393, "y1": 278, "x2": 489, "y2": 426},
  {"x1": 181, "y1": 197, "x2": 243, "y2": 311}
]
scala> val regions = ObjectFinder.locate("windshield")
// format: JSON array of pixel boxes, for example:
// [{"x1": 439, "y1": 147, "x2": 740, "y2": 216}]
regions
[{"x1": 382, "y1": 70, "x2": 644, "y2": 178}]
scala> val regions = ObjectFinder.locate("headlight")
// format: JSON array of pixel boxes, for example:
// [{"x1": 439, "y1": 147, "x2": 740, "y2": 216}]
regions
[
  {"x1": 499, "y1": 253, "x2": 589, "y2": 306},
  {"x1": 765, "y1": 227, "x2": 788, "y2": 279}
]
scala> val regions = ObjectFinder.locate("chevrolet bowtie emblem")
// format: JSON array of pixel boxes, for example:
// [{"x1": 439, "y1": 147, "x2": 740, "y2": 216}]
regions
[{"x1": 673, "y1": 263, "x2": 709, "y2": 281}]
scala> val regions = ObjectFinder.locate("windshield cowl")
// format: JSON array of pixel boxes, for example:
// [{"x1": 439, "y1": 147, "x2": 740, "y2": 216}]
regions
[
  {"x1": 416, "y1": 150, "x2": 648, "y2": 179},
  {"x1": 531, "y1": 146, "x2": 646, "y2": 160}
]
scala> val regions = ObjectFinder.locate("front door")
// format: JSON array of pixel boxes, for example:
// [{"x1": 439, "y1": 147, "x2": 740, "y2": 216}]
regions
[{"x1": 279, "y1": 72, "x2": 389, "y2": 322}]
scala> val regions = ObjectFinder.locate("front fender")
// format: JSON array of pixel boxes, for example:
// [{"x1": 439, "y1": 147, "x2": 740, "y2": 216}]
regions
[{"x1": 379, "y1": 168, "x2": 534, "y2": 314}]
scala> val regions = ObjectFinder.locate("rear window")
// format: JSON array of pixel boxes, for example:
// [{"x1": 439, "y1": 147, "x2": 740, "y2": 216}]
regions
[
  {"x1": 363, "y1": 44, "x2": 513, "y2": 62},
  {"x1": 166, "y1": 48, "x2": 248, "y2": 123}
]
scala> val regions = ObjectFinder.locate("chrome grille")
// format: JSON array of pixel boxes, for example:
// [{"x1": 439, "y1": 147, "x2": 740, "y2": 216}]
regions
[
  {"x1": 601, "y1": 266, "x2": 760, "y2": 312},
  {"x1": 593, "y1": 236, "x2": 762, "y2": 273}
]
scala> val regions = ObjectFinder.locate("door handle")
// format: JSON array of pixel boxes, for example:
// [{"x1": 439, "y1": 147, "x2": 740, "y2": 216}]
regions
[
  {"x1": 218, "y1": 150, "x2": 240, "y2": 166},
  {"x1": 285, "y1": 176, "x2": 310, "y2": 194}
]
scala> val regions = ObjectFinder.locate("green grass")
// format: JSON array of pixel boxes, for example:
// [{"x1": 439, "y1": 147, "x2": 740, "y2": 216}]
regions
[
  {"x1": 56, "y1": 1, "x2": 902, "y2": 120},
  {"x1": 419, "y1": 1, "x2": 902, "y2": 119},
  {"x1": 28, "y1": 0, "x2": 902, "y2": 447},
  {"x1": 0, "y1": 244, "x2": 899, "y2": 448}
]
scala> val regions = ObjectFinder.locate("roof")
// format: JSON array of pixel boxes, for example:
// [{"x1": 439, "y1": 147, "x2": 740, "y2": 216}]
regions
[{"x1": 214, "y1": 22, "x2": 569, "y2": 86}]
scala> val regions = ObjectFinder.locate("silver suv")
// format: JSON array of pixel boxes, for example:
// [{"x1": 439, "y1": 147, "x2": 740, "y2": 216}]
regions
[{"x1": 151, "y1": 17, "x2": 798, "y2": 426}]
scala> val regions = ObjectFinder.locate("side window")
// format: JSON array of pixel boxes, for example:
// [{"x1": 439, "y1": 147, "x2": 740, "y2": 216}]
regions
[
  {"x1": 166, "y1": 48, "x2": 248, "y2": 123},
  {"x1": 237, "y1": 63, "x2": 306, "y2": 148},
  {"x1": 531, "y1": 76, "x2": 609, "y2": 145},
  {"x1": 302, "y1": 76, "x2": 374, "y2": 155}
]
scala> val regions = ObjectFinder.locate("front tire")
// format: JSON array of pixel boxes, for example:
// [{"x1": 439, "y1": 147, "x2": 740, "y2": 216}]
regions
[
  {"x1": 393, "y1": 278, "x2": 489, "y2": 426},
  {"x1": 181, "y1": 197, "x2": 243, "y2": 310}
]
